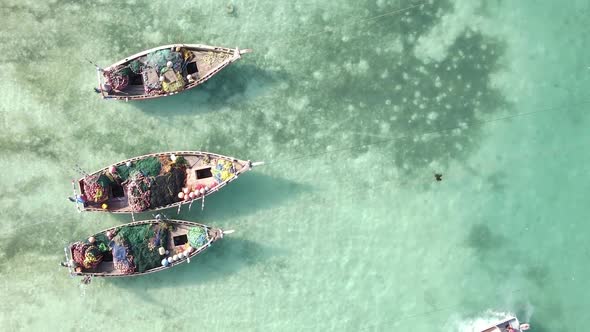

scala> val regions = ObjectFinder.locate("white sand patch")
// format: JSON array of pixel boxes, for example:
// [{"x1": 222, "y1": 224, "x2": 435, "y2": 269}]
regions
[
  {"x1": 384, "y1": 36, "x2": 403, "y2": 54},
  {"x1": 287, "y1": 96, "x2": 310, "y2": 111},
  {"x1": 414, "y1": 0, "x2": 483, "y2": 63},
  {"x1": 358, "y1": 59, "x2": 369, "y2": 72},
  {"x1": 344, "y1": 59, "x2": 370, "y2": 75}
]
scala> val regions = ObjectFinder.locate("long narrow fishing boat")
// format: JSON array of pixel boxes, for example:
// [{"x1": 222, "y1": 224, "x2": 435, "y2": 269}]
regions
[
  {"x1": 95, "y1": 43, "x2": 252, "y2": 101},
  {"x1": 480, "y1": 316, "x2": 530, "y2": 332},
  {"x1": 71, "y1": 151, "x2": 263, "y2": 213},
  {"x1": 61, "y1": 217, "x2": 232, "y2": 281}
]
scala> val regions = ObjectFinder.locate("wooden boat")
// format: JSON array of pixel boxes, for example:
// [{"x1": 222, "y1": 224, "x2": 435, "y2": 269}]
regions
[
  {"x1": 480, "y1": 316, "x2": 530, "y2": 332},
  {"x1": 95, "y1": 43, "x2": 252, "y2": 101},
  {"x1": 62, "y1": 217, "x2": 232, "y2": 280},
  {"x1": 71, "y1": 151, "x2": 263, "y2": 213}
]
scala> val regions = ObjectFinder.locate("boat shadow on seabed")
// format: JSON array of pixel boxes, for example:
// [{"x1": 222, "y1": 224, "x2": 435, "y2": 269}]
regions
[
  {"x1": 106, "y1": 237, "x2": 278, "y2": 300},
  {"x1": 132, "y1": 63, "x2": 288, "y2": 116},
  {"x1": 105, "y1": 171, "x2": 309, "y2": 223},
  {"x1": 183, "y1": 171, "x2": 309, "y2": 220}
]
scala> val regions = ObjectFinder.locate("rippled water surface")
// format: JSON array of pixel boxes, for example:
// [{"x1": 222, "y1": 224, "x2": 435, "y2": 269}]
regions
[{"x1": 1, "y1": 0, "x2": 589, "y2": 330}]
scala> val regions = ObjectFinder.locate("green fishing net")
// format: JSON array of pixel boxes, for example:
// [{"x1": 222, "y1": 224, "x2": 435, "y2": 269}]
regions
[
  {"x1": 145, "y1": 49, "x2": 171, "y2": 69},
  {"x1": 97, "y1": 173, "x2": 115, "y2": 188},
  {"x1": 149, "y1": 166, "x2": 186, "y2": 208},
  {"x1": 135, "y1": 157, "x2": 162, "y2": 177},
  {"x1": 129, "y1": 59, "x2": 143, "y2": 74},
  {"x1": 187, "y1": 227, "x2": 207, "y2": 248},
  {"x1": 92, "y1": 233, "x2": 111, "y2": 253},
  {"x1": 113, "y1": 66, "x2": 132, "y2": 77},
  {"x1": 144, "y1": 49, "x2": 184, "y2": 71},
  {"x1": 115, "y1": 223, "x2": 169, "y2": 273},
  {"x1": 116, "y1": 157, "x2": 162, "y2": 182}
]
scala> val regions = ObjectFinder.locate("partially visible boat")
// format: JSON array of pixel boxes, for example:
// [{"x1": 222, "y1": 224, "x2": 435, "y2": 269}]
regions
[
  {"x1": 480, "y1": 316, "x2": 530, "y2": 332},
  {"x1": 61, "y1": 216, "x2": 232, "y2": 281},
  {"x1": 71, "y1": 151, "x2": 263, "y2": 213},
  {"x1": 95, "y1": 43, "x2": 251, "y2": 101}
]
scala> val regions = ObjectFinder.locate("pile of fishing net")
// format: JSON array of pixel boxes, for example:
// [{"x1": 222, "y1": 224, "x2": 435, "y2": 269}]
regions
[
  {"x1": 142, "y1": 68, "x2": 162, "y2": 94},
  {"x1": 93, "y1": 233, "x2": 112, "y2": 253},
  {"x1": 111, "y1": 237, "x2": 135, "y2": 274},
  {"x1": 129, "y1": 59, "x2": 144, "y2": 74},
  {"x1": 145, "y1": 49, "x2": 184, "y2": 73},
  {"x1": 83, "y1": 174, "x2": 108, "y2": 202},
  {"x1": 98, "y1": 173, "x2": 117, "y2": 187},
  {"x1": 149, "y1": 166, "x2": 186, "y2": 208},
  {"x1": 119, "y1": 156, "x2": 189, "y2": 211},
  {"x1": 105, "y1": 66, "x2": 130, "y2": 91},
  {"x1": 187, "y1": 227, "x2": 207, "y2": 248},
  {"x1": 115, "y1": 223, "x2": 169, "y2": 273},
  {"x1": 116, "y1": 157, "x2": 162, "y2": 182},
  {"x1": 212, "y1": 159, "x2": 236, "y2": 183},
  {"x1": 127, "y1": 173, "x2": 152, "y2": 212},
  {"x1": 72, "y1": 242, "x2": 104, "y2": 270}
]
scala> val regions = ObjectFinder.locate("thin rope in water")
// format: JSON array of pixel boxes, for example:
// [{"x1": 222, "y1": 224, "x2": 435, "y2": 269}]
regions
[
  {"x1": 281, "y1": 1, "x2": 428, "y2": 45},
  {"x1": 263, "y1": 99, "x2": 590, "y2": 167}
]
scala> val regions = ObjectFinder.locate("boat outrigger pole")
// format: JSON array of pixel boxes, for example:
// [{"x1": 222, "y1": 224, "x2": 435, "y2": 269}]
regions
[
  {"x1": 71, "y1": 180, "x2": 81, "y2": 212},
  {"x1": 85, "y1": 58, "x2": 106, "y2": 98},
  {"x1": 62, "y1": 247, "x2": 74, "y2": 275}
]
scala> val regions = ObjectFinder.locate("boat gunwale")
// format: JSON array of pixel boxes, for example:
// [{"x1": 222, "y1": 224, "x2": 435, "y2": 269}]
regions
[
  {"x1": 104, "y1": 44, "x2": 234, "y2": 70},
  {"x1": 77, "y1": 150, "x2": 251, "y2": 213},
  {"x1": 68, "y1": 219, "x2": 221, "y2": 278},
  {"x1": 479, "y1": 316, "x2": 521, "y2": 332}
]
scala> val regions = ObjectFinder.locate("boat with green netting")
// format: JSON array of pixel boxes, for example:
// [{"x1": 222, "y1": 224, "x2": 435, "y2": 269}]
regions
[
  {"x1": 61, "y1": 216, "x2": 233, "y2": 281},
  {"x1": 95, "y1": 43, "x2": 252, "y2": 101},
  {"x1": 71, "y1": 151, "x2": 263, "y2": 214}
]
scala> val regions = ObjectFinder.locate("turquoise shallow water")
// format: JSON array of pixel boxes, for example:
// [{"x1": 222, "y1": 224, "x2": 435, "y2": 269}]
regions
[{"x1": 1, "y1": 0, "x2": 589, "y2": 331}]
